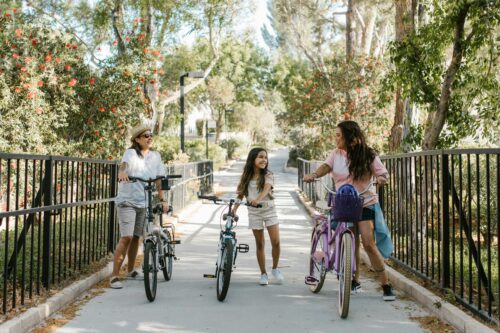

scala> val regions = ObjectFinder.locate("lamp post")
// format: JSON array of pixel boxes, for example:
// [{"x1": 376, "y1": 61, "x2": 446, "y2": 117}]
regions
[{"x1": 179, "y1": 71, "x2": 204, "y2": 153}]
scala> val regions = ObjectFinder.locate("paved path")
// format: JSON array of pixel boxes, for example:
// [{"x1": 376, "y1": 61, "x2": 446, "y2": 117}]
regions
[{"x1": 51, "y1": 148, "x2": 431, "y2": 333}]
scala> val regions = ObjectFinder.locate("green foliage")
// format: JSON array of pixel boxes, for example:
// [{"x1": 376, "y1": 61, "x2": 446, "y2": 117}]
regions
[
  {"x1": 220, "y1": 137, "x2": 246, "y2": 160},
  {"x1": 274, "y1": 54, "x2": 391, "y2": 158},
  {"x1": 384, "y1": 0, "x2": 499, "y2": 149},
  {"x1": 154, "y1": 135, "x2": 181, "y2": 163},
  {"x1": 185, "y1": 139, "x2": 226, "y2": 168}
]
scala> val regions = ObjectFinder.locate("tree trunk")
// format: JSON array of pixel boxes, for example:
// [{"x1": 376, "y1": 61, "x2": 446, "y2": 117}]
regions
[
  {"x1": 345, "y1": 0, "x2": 355, "y2": 114},
  {"x1": 389, "y1": 0, "x2": 414, "y2": 152},
  {"x1": 363, "y1": 7, "x2": 377, "y2": 56},
  {"x1": 422, "y1": 4, "x2": 470, "y2": 150}
]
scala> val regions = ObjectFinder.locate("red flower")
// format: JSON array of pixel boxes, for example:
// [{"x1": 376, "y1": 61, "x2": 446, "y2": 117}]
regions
[
  {"x1": 125, "y1": 36, "x2": 130, "y2": 42},
  {"x1": 94, "y1": 130, "x2": 100, "y2": 136},
  {"x1": 45, "y1": 54, "x2": 52, "y2": 62},
  {"x1": 98, "y1": 106, "x2": 105, "y2": 112},
  {"x1": 39, "y1": 64, "x2": 46, "y2": 71},
  {"x1": 143, "y1": 48, "x2": 148, "y2": 54},
  {"x1": 113, "y1": 40, "x2": 117, "y2": 45},
  {"x1": 110, "y1": 106, "x2": 116, "y2": 113},
  {"x1": 38, "y1": 81, "x2": 43, "y2": 87},
  {"x1": 65, "y1": 64, "x2": 71, "y2": 71},
  {"x1": 31, "y1": 39, "x2": 38, "y2": 46},
  {"x1": 15, "y1": 87, "x2": 21, "y2": 93},
  {"x1": 68, "y1": 78, "x2": 77, "y2": 87},
  {"x1": 15, "y1": 29, "x2": 22, "y2": 37},
  {"x1": 55, "y1": 57, "x2": 61, "y2": 64},
  {"x1": 20, "y1": 67, "x2": 26, "y2": 72},
  {"x1": 89, "y1": 78, "x2": 95, "y2": 85},
  {"x1": 66, "y1": 43, "x2": 71, "y2": 48},
  {"x1": 72, "y1": 45, "x2": 77, "y2": 49},
  {"x1": 22, "y1": 83, "x2": 30, "y2": 89},
  {"x1": 27, "y1": 91, "x2": 36, "y2": 99},
  {"x1": 12, "y1": 53, "x2": 18, "y2": 59},
  {"x1": 117, "y1": 121, "x2": 123, "y2": 128}
]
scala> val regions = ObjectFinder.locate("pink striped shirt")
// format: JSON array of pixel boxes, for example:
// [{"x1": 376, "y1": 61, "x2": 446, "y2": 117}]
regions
[{"x1": 324, "y1": 149, "x2": 388, "y2": 207}]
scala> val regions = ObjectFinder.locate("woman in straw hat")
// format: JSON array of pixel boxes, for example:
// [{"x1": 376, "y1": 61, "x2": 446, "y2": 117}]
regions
[{"x1": 109, "y1": 121, "x2": 168, "y2": 289}]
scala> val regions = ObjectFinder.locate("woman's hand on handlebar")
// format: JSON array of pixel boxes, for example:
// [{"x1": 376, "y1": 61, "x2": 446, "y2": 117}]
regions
[
  {"x1": 118, "y1": 170, "x2": 129, "y2": 182},
  {"x1": 303, "y1": 173, "x2": 317, "y2": 183},
  {"x1": 159, "y1": 202, "x2": 170, "y2": 213}
]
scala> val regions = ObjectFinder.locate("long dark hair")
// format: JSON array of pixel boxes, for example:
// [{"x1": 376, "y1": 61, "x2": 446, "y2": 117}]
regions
[
  {"x1": 337, "y1": 120, "x2": 376, "y2": 181},
  {"x1": 237, "y1": 147, "x2": 269, "y2": 198}
]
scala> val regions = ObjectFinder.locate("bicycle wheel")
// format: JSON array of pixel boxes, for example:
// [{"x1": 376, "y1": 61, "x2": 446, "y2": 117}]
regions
[
  {"x1": 309, "y1": 228, "x2": 327, "y2": 293},
  {"x1": 216, "y1": 238, "x2": 233, "y2": 301},
  {"x1": 161, "y1": 230, "x2": 173, "y2": 281},
  {"x1": 144, "y1": 241, "x2": 158, "y2": 302},
  {"x1": 338, "y1": 232, "x2": 352, "y2": 318}
]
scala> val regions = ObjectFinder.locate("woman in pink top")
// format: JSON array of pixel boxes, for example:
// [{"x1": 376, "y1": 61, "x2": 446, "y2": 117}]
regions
[{"x1": 303, "y1": 120, "x2": 395, "y2": 301}]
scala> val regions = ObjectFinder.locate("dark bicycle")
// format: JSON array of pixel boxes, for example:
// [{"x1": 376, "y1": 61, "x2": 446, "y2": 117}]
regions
[
  {"x1": 129, "y1": 174, "x2": 182, "y2": 302},
  {"x1": 198, "y1": 195, "x2": 261, "y2": 301}
]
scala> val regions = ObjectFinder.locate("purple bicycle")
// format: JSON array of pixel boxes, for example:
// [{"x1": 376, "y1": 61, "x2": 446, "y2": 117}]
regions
[{"x1": 305, "y1": 182, "x2": 366, "y2": 318}]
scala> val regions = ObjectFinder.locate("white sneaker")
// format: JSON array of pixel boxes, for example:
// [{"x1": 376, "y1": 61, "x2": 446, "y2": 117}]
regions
[
  {"x1": 271, "y1": 268, "x2": 284, "y2": 284},
  {"x1": 126, "y1": 269, "x2": 144, "y2": 280},
  {"x1": 259, "y1": 273, "x2": 269, "y2": 286},
  {"x1": 109, "y1": 276, "x2": 123, "y2": 289}
]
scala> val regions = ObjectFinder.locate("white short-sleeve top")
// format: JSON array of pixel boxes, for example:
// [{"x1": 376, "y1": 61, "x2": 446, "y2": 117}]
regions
[{"x1": 115, "y1": 149, "x2": 166, "y2": 207}]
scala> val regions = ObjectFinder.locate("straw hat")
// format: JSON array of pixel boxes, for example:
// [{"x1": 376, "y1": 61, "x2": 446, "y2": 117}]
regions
[{"x1": 129, "y1": 120, "x2": 153, "y2": 141}]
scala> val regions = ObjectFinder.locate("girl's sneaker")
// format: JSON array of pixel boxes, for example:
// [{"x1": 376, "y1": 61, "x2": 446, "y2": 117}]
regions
[
  {"x1": 382, "y1": 284, "x2": 396, "y2": 301},
  {"x1": 109, "y1": 276, "x2": 123, "y2": 289},
  {"x1": 259, "y1": 273, "x2": 269, "y2": 285},
  {"x1": 271, "y1": 268, "x2": 284, "y2": 284}
]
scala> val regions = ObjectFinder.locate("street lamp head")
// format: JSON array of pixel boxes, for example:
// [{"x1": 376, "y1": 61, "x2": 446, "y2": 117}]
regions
[{"x1": 187, "y1": 71, "x2": 204, "y2": 78}]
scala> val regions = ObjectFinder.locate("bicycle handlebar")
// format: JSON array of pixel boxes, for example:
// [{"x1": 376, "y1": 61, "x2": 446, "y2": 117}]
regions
[
  {"x1": 128, "y1": 174, "x2": 182, "y2": 183},
  {"x1": 198, "y1": 195, "x2": 262, "y2": 208}
]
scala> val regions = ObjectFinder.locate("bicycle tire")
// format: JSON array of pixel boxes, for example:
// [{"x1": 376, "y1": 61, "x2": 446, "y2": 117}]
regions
[
  {"x1": 144, "y1": 241, "x2": 158, "y2": 302},
  {"x1": 338, "y1": 232, "x2": 352, "y2": 318},
  {"x1": 161, "y1": 230, "x2": 173, "y2": 281},
  {"x1": 309, "y1": 228, "x2": 327, "y2": 293},
  {"x1": 216, "y1": 238, "x2": 233, "y2": 301}
]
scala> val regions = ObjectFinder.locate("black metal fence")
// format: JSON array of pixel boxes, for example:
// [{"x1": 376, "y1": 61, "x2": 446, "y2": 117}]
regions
[
  {"x1": 298, "y1": 148, "x2": 499, "y2": 324},
  {"x1": 0, "y1": 153, "x2": 213, "y2": 315}
]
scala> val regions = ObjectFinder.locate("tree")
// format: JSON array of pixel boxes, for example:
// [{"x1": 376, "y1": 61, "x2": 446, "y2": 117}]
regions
[
  {"x1": 387, "y1": 0, "x2": 499, "y2": 150},
  {"x1": 389, "y1": 0, "x2": 414, "y2": 152},
  {"x1": 206, "y1": 76, "x2": 235, "y2": 143}
]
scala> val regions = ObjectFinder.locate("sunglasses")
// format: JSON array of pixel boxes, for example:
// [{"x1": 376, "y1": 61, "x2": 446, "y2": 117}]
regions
[{"x1": 140, "y1": 133, "x2": 153, "y2": 139}]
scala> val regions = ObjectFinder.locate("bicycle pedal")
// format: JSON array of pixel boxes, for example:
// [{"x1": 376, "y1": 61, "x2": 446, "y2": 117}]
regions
[
  {"x1": 237, "y1": 243, "x2": 249, "y2": 253},
  {"x1": 304, "y1": 276, "x2": 318, "y2": 285},
  {"x1": 169, "y1": 240, "x2": 181, "y2": 245},
  {"x1": 203, "y1": 274, "x2": 216, "y2": 278}
]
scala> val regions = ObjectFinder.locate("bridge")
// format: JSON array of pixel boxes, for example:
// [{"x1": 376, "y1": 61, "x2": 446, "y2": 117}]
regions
[{"x1": 0, "y1": 149, "x2": 497, "y2": 332}]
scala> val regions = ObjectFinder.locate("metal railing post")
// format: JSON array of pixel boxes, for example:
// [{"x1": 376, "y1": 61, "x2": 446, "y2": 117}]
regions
[
  {"x1": 440, "y1": 153, "x2": 451, "y2": 289},
  {"x1": 108, "y1": 163, "x2": 117, "y2": 253},
  {"x1": 41, "y1": 158, "x2": 53, "y2": 289}
]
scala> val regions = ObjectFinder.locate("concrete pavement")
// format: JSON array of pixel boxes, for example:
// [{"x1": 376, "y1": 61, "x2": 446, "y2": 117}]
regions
[{"x1": 46, "y1": 148, "x2": 432, "y2": 333}]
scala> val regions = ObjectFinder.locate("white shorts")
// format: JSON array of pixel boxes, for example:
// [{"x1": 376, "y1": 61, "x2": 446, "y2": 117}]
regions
[{"x1": 247, "y1": 204, "x2": 279, "y2": 230}]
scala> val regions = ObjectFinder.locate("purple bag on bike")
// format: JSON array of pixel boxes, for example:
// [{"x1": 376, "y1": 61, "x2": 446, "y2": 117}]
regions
[{"x1": 331, "y1": 184, "x2": 364, "y2": 222}]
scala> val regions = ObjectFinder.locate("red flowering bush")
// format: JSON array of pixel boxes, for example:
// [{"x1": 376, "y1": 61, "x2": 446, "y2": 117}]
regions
[{"x1": 0, "y1": 7, "x2": 164, "y2": 159}]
